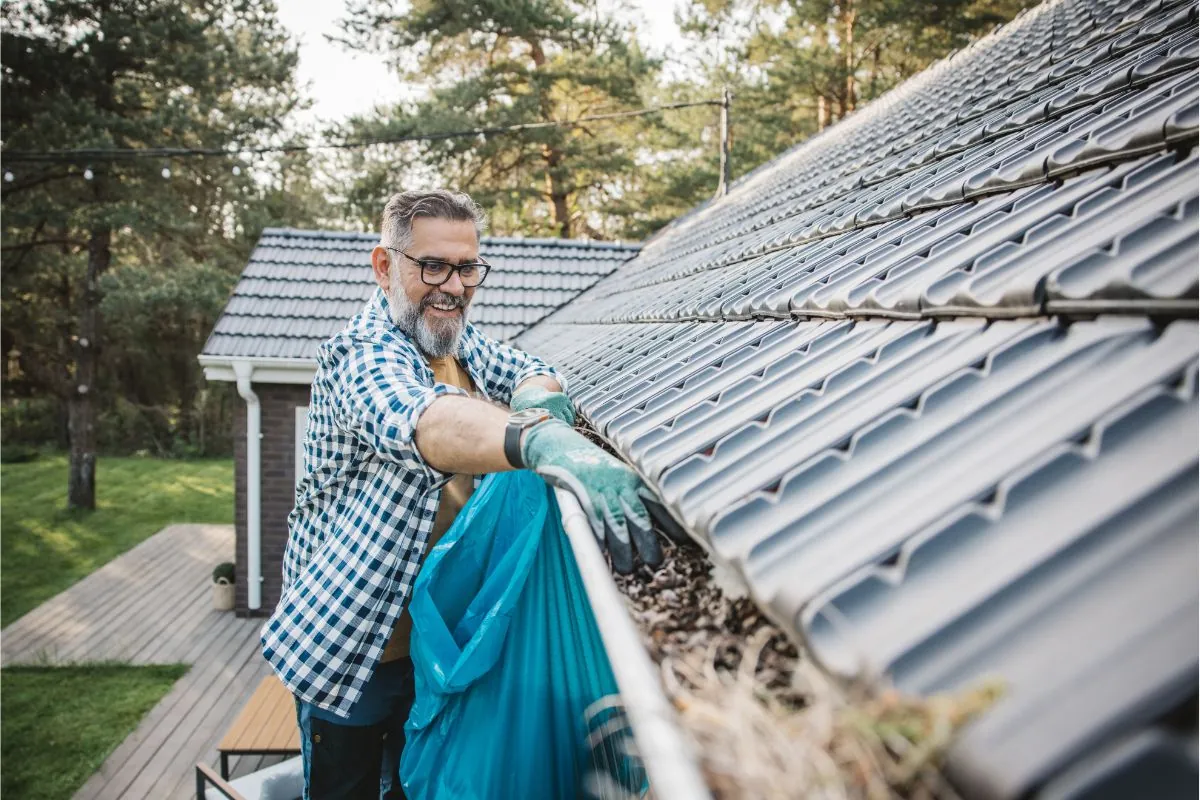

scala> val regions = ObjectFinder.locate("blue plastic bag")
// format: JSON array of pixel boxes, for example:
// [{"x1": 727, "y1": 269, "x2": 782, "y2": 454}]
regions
[{"x1": 400, "y1": 470, "x2": 645, "y2": 800}]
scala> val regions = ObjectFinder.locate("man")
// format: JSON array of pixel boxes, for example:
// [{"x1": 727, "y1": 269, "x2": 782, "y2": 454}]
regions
[{"x1": 261, "y1": 190, "x2": 663, "y2": 799}]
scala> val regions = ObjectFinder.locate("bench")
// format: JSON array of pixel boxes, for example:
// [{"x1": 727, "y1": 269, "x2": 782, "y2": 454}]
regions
[{"x1": 214, "y1": 674, "x2": 301, "y2": 779}]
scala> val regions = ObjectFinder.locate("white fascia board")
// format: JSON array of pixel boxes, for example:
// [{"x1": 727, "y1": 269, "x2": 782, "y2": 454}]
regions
[{"x1": 198, "y1": 355, "x2": 316, "y2": 385}]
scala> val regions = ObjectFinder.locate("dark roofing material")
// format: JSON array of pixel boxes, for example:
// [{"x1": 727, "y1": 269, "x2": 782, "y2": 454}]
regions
[
  {"x1": 515, "y1": 0, "x2": 1199, "y2": 798},
  {"x1": 201, "y1": 229, "x2": 639, "y2": 359}
]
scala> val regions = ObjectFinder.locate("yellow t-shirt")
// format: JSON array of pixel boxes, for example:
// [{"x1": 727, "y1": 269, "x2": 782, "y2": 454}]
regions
[{"x1": 381, "y1": 355, "x2": 477, "y2": 662}]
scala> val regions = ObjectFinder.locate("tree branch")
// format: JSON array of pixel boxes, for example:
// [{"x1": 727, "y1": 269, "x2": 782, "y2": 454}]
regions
[
  {"x1": 1, "y1": 237, "x2": 87, "y2": 253},
  {"x1": 0, "y1": 169, "x2": 75, "y2": 197}
]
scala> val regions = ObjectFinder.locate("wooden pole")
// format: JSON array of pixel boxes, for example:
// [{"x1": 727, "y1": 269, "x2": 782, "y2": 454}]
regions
[{"x1": 717, "y1": 87, "x2": 732, "y2": 197}]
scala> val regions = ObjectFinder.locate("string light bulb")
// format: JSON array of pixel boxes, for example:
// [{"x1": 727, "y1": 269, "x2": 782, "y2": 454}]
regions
[
  {"x1": 3, "y1": 171, "x2": 13, "y2": 182},
  {"x1": 161, "y1": 165, "x2": 171, "y2": 179},
  {"x1": 231, "y1": 165, "x2": 241, "y2": 176},
  {"x1": 83, "y1": 167, "x2": 94, "y2": 180}
]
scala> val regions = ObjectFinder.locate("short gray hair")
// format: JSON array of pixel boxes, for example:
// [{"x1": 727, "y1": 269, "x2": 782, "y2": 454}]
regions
[{"x1": 380, "y1": 190, "x2": 487, "y2": 251}]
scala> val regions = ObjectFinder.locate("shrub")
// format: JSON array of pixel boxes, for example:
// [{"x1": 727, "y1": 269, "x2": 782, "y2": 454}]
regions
[
  {"x1": 0, "y1": 444, "x2": 41, "y2": 464},
  {"x1": 212, "y1": 562, "x2": 236, "y2": 584},
  {"x1": 1, "y1": 398, "x2": 64, "y2": 449}
]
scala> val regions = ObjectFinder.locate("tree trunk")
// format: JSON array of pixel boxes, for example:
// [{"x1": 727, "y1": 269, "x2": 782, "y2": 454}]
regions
[
  {"x1": 843, "y1": 1, "x2": 858, "y2": 114},
  {"x1": 68, "y1": 227, "x2": 111, "y2": 510},
  {"x1": 177, "y1": 347, "x2": 197, "y2": 449},
  {"x1": 868, "y1": 42, "x2": 883, "y2": 101},
  {"x1": 551, "y1": 190, "x2": 571, "y2": 238},
  {"x1": 527, "y1": 36, "x2": 572, "y2": 238},
  {"x1": 198, "y1": 387, "x2": 207, "y2": 456},
  {"x1": 542, "y1": 155, "x2": 572, "y2": 239}
]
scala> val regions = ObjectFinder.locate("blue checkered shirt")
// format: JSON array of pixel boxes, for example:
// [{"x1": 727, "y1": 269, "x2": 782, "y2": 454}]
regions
[{"x1": 261, "y1": 287, "x2": 563, "y2": 718}]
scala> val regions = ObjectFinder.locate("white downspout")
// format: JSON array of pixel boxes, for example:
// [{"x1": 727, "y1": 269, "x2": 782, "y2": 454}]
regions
[
  {"x1": 555, "y1": 488, "x2": 711, "y2": 800},
  {"x1": 233, "y1": 361, "x2": 263, "y2": 612}
]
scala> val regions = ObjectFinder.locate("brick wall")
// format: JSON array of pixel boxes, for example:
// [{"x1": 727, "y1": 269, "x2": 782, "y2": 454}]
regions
[{"x1": 233, "y1": 382, "x2": 312, "y2": 616}]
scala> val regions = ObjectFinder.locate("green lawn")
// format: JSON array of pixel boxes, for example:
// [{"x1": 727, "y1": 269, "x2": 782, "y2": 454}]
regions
[
  {"x1": 1, "y1": 664, "x2": 189, "y2": 800},
  {"x1": 1, "y1": 455, "x2": 233, "y2": 627}
]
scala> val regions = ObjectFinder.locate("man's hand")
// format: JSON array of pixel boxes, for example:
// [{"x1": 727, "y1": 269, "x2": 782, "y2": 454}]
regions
[
  {"x1": 511, "y1": 385, "x2": 575, "y2": 426},
  {"x1": 522, "y1": 420, "x2": 662, "y2": 574}
]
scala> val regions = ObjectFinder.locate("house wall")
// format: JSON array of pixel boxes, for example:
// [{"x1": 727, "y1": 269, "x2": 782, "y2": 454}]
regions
[{"x1": 233, "y1": 382, "x2": 311, "y2": 616}]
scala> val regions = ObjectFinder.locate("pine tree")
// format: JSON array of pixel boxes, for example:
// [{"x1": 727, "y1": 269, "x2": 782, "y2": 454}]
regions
[
  {"x1": 628, "y1": 0, "x2": 1035, "y2": 228},
  {"x1": 1, "y1": 0, "x2": 306, "y2": 508},
  {"x1": 744, "y1": 0, "x2": 1035, "y2": 131},
  {"x1": 336, "y1": 0, "x2": 658, "y2": 239}
]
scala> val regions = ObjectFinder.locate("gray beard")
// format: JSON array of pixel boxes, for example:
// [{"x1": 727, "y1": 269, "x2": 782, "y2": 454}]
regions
[{"x1": 388, "y1": 275, "x2": 467, "y2": 359}]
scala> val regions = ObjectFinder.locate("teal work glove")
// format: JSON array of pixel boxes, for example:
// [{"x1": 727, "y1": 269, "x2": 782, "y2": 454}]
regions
[
  {"x1": 522, "y1": 420, "x2": 663, "y2": 574},
  {"x1": 511, "y1": 385, "x2": 576, "y2": 426}
]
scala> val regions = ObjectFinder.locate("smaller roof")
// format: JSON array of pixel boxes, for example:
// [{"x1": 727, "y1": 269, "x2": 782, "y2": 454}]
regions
[{"x1": 201, "y1": 228, "x2": 639, "y2": 361}]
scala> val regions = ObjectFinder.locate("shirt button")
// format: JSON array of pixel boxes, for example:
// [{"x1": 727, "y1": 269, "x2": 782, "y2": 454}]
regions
[{"x1": 313, "y1": 734, "x2": 322, "y2": 744}]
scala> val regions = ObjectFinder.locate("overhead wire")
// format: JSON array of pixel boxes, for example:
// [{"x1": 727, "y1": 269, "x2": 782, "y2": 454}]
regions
[{"x1": 0, "y1": 99, "x2": 725, "y2": 165}]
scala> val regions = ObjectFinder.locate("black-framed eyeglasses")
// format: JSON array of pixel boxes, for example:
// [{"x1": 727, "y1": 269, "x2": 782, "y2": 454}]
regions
[{"x1": 386, "y1": 247, "x2": 491, "y2": 287}]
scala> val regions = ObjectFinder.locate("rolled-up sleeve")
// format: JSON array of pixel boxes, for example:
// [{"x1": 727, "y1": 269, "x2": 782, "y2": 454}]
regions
[
  {"x1": 466, "y1": 326, "x2": 567, "y2": 404},
  {"x1": 333, "y1": 341, "x2": 467, "y2": 487}
]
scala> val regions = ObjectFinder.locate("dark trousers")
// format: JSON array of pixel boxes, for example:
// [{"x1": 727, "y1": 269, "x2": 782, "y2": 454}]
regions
[{"x1": 295, "y1": 658, "x2": 416, "y2": 800}]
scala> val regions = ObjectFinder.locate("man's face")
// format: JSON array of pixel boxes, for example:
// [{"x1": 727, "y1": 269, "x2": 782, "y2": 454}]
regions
[{"x1": 378, "y1": 217, "x2": 479, "y2": 357}]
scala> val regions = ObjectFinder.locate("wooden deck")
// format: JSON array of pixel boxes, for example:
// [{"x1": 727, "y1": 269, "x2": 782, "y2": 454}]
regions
[{"x1": 1, "y1": 523, "x2": 287, "y2": 799}]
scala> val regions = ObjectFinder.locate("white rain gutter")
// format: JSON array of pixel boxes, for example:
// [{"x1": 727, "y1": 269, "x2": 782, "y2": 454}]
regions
[
  {"x1": 198, "y1": 354, "x2": 315, "y2": 385},
  {"x1": 554, "y1": 488, "x2": 711, "y2": 800},
  {"x1": 233, "y1": 361, "x2": 263, "y2": 611}
]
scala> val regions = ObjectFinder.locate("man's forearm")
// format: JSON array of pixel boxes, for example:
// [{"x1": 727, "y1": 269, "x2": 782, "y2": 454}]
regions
[
  {"x1": 414, "y1": 395, "x2": 513, "y2": 474},
  {"x1": 414, "y1": 376, "x2": 562, "y2": 475}
]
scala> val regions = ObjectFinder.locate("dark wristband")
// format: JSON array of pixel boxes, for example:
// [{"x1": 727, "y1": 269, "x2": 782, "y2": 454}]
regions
[{"x1": 504, "y1": 422, "x2": 525, "y2": 469}]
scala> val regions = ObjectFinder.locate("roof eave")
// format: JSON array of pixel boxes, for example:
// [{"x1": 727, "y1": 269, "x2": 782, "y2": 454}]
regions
[{"x1": 198, "y1": 354, "x2": 316, "y2": 385}]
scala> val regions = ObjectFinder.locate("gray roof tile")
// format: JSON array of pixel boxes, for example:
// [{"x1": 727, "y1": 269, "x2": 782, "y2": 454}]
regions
[
  {"x1": 515, "y1": 0, "x2": 1200, "y2": 797},
  {"x1": 201, "y1": 233, "x2": 638, "y2": 359}
]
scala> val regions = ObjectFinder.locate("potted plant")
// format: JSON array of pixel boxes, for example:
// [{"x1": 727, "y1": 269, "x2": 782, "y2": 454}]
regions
[{"x1": 212, "y1": 562, "x2": 236, "y2": 611}]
